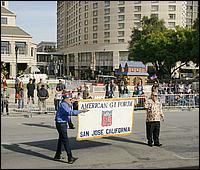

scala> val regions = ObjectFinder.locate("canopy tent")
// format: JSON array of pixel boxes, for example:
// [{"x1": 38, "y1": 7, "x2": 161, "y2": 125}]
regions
[{"x1": 24, "y1": 65, "x2": 41, "y2": 74}]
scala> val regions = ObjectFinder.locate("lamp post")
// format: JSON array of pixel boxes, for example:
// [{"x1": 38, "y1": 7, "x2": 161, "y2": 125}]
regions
[
  {"x1": 15, "y1": 46, "x2": 18, "y2": 79},
  {"x1": 15, "y1": 46, "x2": 19, "y2": 103}
]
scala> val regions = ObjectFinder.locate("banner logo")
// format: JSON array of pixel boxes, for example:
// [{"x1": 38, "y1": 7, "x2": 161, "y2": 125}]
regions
[{"x1": 102, "y1": 110, "x2": 112, "y2": 127}]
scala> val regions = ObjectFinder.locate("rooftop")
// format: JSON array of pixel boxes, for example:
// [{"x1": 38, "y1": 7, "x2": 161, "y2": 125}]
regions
[
  {"x1": 1, "y1": 26, "x2": 31, "y2": 37},
  {"x1": 120, "y1": 61, "x2": 146, "y2": 68},
  {"x1": 1, "y1": 6, "x2": 15, "y2": 15}
]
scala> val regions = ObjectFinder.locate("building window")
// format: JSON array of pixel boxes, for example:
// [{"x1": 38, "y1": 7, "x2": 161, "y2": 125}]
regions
[
  {"x1": 169, "y1": 14, "x2": 176, "y2": 19},
  {"x1": 151, "y1": 5, "x2": 159, "y2": 11},
  {"x1": 31, "y1": 47, "x2": 34, "y2": 57},
  {"x1": 1, "y1": 41, "x2": 9, "y2": 54},
  {"x1": 93, "y1": 18, "x2": 98, "y2": 24},
  {"x1": 104, "y1": 1, "x2": 110, "y2": 7},
  {"x1": 134, "y1": 14, "x2": 141, "y2": 20},
  {"x1": 151, "y1": 13, "x2": 159, "y2": 18},
  {"x1": 118, "y1": 1, "x2": 125, "y2": 5},
  {"x1": 84, "y1": 20, "x2": 88, "y2": 26},
  {"x1": 104, "y1": 32, "x2": 110, "y2": 38},
  {"x1": 104, "y1": 16, "x2": 110, "y2": 22},
  {"x1": 118, "y1": 7, "x2": 125, "y2": 13},
  {"x1": 118, "y1": 31, "x2": 124, "y2": 37},
  {"x1": 104, "y1": 8, "x2": 110, "y2": 15},
  {"x1": 169, "y1": 5, "x2": 176, "y2": 11},
  {"x1": 93, "y1": 10, "x2": 98, "y2": 16},
  {"x1": 134, "y1": 1, "x2": 141, "y2": 4},
  {"x1": 2, "y1": 1, "x2": 5, "y2": 6},
  {"x1": 104, "y1": 24, "x2": 110, "y2": 30},
  {"x1": 134, "y1": 22, "x2": 141, "y2": 28},
  {"x1": 84, "y1": 27, "x2": 88, "y2": 33},
  {"x1": 84, "y1": 34, "x2": 88, "y2": 40},
  {"x1": 169, "y1": 1, "x2": 176, "y2": 3},
  {"x1": 93, "y1": 25, "x2": 98, "y2": 31},
  {"x1": 85, "y1": 5, "x2": 88, "y2": 11},
  {"x1": 93, "y1": 2, "x2": 98, "y2": 9},
  {"x1": 168, "y1": 22, "x2": 176, "y2": 28},
  {"x1": 15, "y1": 42, "x2": 26, "y2": 54},
  {"x1": 84, "y1": 41, "x2": 88, "y2": 44},
  {"x1": 118, "y1": 15, "x2": 125, "y2": 21},
  {"x1": 134, "y1": 6, "x2": 141, "y2": 12},
  {"x1": 104, "y1": 39, "x2": 110, "y2": 43},
  {"x1": 151, "y1": 1, "x2": 159, "y2": 3},
  {"x1": 84, "y1": 12, "x2": 88, "y2": 18},
  {"x1": 1, "y1": 17, "x2": 7, "y2": 24},
  {"x1": 93, "y1": 40, "x2": 98, "y2": 44},
  {"x1": 118, "y1": 39, "x2": 125, "y2": 43},
  {"x1": 93, "y1": 33, "x2": 98, "y2": 39},
  {"x1": 118, "y1": 23, "x2": 124, "y2": 29}
]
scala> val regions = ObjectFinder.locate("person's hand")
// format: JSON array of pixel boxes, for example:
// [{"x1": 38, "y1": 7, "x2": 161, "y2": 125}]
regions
[{"x1": 81, "y1": 109, "x2": 89, "y2": 113}]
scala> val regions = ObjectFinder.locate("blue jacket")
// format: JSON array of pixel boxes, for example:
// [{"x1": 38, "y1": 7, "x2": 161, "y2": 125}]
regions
[{"x1": 55, "y1": 101, "x2": 81, "y2": 123}]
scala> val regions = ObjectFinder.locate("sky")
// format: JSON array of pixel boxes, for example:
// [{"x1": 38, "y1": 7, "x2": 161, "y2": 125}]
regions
[{"x1": 9, "y1": 1, "x2": 57, "y2": 44}]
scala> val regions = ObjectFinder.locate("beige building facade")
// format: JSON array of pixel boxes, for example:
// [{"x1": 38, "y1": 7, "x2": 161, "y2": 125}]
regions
[
  {"x1": 57, "y1": 1, "x2": 198, "y2": 79},
  {"x1": 1, "y1": 2, "x2": 37, "y2": 79}
]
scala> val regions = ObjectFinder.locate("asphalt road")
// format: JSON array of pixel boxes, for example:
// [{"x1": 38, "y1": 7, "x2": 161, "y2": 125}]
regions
[{"x1": 1, "y1": 110, "x2": 199, "y2": 169}]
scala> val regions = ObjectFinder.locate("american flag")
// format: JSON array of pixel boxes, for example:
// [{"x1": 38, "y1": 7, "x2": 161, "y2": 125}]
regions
[{"x1": 150, "y1": 74, "x2": 157, "y2": 80}]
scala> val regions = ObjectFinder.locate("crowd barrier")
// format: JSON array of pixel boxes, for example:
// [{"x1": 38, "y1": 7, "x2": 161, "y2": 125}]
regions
[{"x1": 1, "y1": 92, "x2": 199, "y2": 116}]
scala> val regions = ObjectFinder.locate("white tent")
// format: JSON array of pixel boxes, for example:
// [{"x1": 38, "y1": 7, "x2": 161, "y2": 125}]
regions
[{"x1": 25, "y1": 66, "x2": 41, "y2": 74}]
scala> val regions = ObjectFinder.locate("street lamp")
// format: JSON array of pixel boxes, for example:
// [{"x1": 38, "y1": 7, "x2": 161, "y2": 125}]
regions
[
  {"x1": 15, "y1": 46, "x2": 19, "y2": 79},
  {"x1": 15, "y1": 46, "x2": 19, "y2": 103}
]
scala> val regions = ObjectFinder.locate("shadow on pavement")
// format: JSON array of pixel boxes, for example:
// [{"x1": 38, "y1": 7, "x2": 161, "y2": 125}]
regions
[
  {"x1": 2, "y1": 143, "x2": 54, "y2": 161},
  {"x1": 22, "y1": 123, "x2": 55, "y2": 129},
  {"x1": 106, "y1": 136, "x2": 148, "y2": 146},
  {"x1": 2, "y1": 138, "x2": 111, "y2": 161}
]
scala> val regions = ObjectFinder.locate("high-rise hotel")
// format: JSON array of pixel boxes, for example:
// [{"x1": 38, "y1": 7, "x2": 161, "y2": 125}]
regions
[{"x1": 57, "y1": 1, "x2": 198, "y2": 78}]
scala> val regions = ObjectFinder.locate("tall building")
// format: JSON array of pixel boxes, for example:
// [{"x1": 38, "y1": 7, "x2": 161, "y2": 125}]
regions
[
  {"x1": 1, "y1": 2, "x2": 37, "y2": 79},
  {"x1": 57, "y1": 1, "x2": 198, "y2": 79},
  {"x1": 36, "y1": 41, "x2": 64, "y2": 78},
  {"x1": 37, "y1": 41, "x2": 57, "y2": 52}
]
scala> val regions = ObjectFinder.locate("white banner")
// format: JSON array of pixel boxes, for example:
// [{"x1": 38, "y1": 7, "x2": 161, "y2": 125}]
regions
[{"x1": 77, "y1": 98, "x2": 134, "y2": 141}]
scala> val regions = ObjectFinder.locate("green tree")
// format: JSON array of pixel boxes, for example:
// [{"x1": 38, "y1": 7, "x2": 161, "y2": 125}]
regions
[
  {"x1": 128, "y1": 16, "x2": 199, "y2": 79},
  {"x1": 128, "y1": 16, "x2": 166, "y2": 60}
]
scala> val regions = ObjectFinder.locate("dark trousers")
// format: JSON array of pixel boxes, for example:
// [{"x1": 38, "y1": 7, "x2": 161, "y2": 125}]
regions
[
  {"x1": 55, "y1": 122, "x2": 72, "y2": 160},
  {"x1": 54, "y1": 99, "x2": 61, "y2": 111},
  {"x1": 1, "y1": 100, "x2": 8, "y2": 113},
  {"x1": 146, "y1": 121, "x2": 160, "y2": 145}
]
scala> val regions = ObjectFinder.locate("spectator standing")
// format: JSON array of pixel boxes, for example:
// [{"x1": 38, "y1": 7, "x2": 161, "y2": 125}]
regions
[
  {"x1": 151, "y1": 81, "x2": 159, "y2": 93},
  {"x1": 37, "y1": 78, "x2": 44, "y2": 92},
  {"x1": 82, "y1": 84, "x2": 90, "y2": 99},
  {"x1": 136, "y1": 82, "x2": 144, "y2": 96},
  {"x1": 1, "y1": 86, "x2": 9, "y2": 115},
  {"x1": 54, "y1": 79, "x2": 66, "y2": 111},
  {"x1": 27, "y1": 78, "x2": 35, "y2": 104},
  {"x1": 119, "y1": 80, "x2": 125, "y2": 97},
  {"x1": 105, "y1": 80, "x2": 116, "y2": 98},
  {"x1": 37, "y1": 84, "x2": 49, "y2": 114},
  {"x1": 17, "y1": 81, "x2": 24, "y2": 109},
  {"x1": 14, "y1": 77, "x2": 20, "y2": 103}
]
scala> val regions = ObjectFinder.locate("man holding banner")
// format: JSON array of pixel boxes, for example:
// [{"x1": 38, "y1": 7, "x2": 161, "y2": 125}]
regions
[
  {"x1": 144, "y1": 92, "x2": 164, "y2": 147},
  {"x1": 54, "y1": 95, "x2": 89, "y2": 164}
]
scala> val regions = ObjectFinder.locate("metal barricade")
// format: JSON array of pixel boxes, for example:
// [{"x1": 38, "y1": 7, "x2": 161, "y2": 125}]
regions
[{"x1": 158, "y1": 93, "x2": 199, "y2": 109}]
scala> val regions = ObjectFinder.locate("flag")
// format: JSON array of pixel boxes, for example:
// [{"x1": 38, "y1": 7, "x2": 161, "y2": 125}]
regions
[{"x1": 150, "y1": 74, "x2": 157, "y2": 80}]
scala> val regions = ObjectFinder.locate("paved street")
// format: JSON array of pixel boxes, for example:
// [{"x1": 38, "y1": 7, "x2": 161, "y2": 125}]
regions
[{"x1": 1, "y1": 109, "x2": 199, "y2": 169}]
